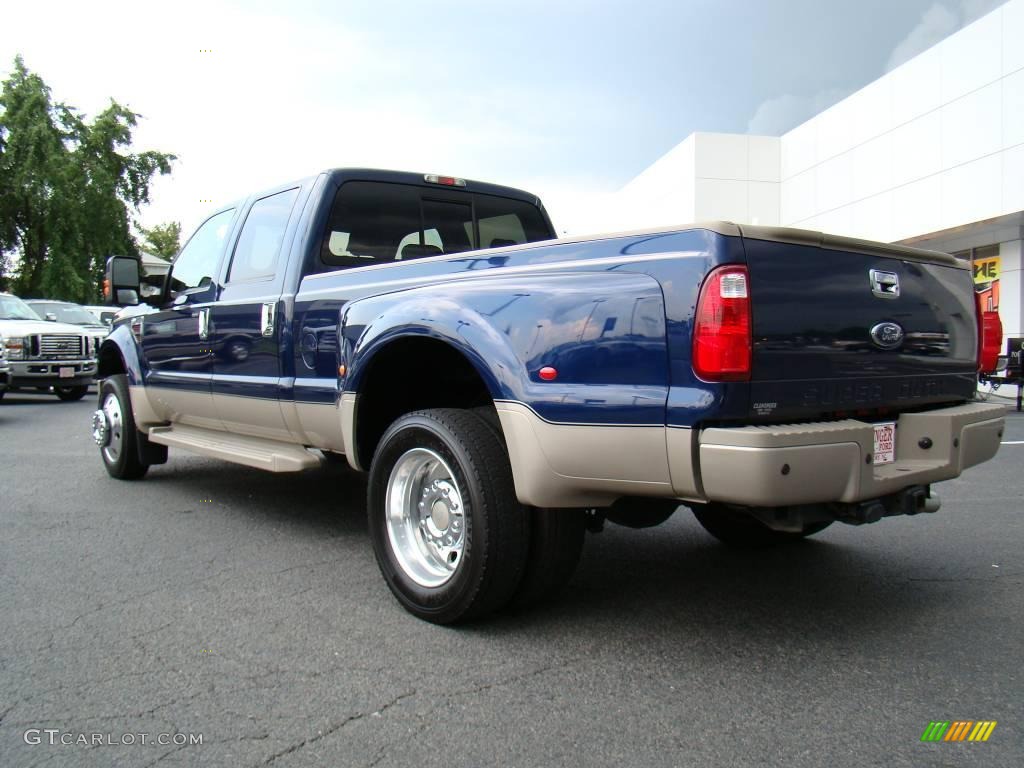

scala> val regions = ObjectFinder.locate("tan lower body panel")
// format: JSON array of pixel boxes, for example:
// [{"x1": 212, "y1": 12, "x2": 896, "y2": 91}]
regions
[
  {"x1": 141, "y1": 387, "x2": 223, "y2": 432},
  {"x1": 213, "y1": 393, "x2": 293, "y2": 442},
  {"x1": 495, "y1": 401, "x2": 674, "y2": 507},
  {"x1": 340, "y1": 393, "x2": 359, "y2": 470},
  {"x1": 147, "y1": 423, "x2": 322, "y2": 472},
  {"x1": 288, "y1": 401, "x2": 343, "y2": 452},
  {"x1": 698, "y1": 402, "x2": 1006, "y2": 506},
  {"x1": 128, "y1": 385, "x2": 163, "y2": 430}
]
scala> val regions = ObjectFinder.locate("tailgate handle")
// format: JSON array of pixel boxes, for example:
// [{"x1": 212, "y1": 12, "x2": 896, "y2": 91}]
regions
[{"x1": 869, "y1": 269, "x2": 900, "y2": 299}]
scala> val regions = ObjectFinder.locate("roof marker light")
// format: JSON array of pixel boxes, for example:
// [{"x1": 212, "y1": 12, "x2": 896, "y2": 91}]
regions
[{"x1": 424, "y1": 174, "x2": 467, "y2": 187}]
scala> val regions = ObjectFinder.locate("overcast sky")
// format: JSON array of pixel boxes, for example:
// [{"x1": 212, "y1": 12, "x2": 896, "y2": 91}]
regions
[{"x1": 0, "y1": 0, "x2": 1006, "y2": 237}]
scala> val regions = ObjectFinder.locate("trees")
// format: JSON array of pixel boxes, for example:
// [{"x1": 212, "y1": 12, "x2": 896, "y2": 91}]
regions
[
  {"x1": 139, "y1": 221, "x2": 182, "y2": 260},
  {"x1": 0, "y1": 56, "x2": 175, "y2": 301}
]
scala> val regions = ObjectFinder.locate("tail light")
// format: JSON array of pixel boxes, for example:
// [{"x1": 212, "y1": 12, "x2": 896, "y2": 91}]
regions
[
  {"x1": 692, "y1": 265, "x2": 751, "y2": 381},
  {"x1": 976, "y1": 294, "x2": 1002, "y2": 373}
]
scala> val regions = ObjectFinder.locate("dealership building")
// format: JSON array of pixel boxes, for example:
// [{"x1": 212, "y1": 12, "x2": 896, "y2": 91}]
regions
[{"x1": 607, "y1": 0, "x2": 1023, "y2": 343}]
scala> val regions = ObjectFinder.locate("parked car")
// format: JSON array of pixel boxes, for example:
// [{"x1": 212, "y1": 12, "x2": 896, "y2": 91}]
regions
[
  {"x1": 0, "y1": 293, "x2": 98, "y2": 401},
  {"x1": 26, "y1": 299, "x2": 109, "y2": 350},
  {"x1": 82, "y1": 304, "x2": 119, "y2": 327},
  {"x1": 93, "y1": 168, "x2": 1005, "y2": 623},
  {"x1": 0, "y1": 335, "x2": 9, "y2": 395}
]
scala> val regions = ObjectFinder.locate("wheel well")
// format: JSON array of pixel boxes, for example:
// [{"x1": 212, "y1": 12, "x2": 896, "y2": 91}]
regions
[
  {"x1": 354, "y1": 337, "x2": 498, "y2": 468},
  {"x1": 97, "y1": 343, "x2": 126, "y2": 379}
]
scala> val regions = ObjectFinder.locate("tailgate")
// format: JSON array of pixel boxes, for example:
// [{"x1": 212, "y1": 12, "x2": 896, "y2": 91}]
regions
[{"x1": 740, "y1": 229, "x2": 978, "y2": 421}]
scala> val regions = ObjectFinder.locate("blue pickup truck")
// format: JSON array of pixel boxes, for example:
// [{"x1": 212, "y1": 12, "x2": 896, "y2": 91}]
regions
[{"x1": 94, "y1": 168, "x2": 1005, "y2": 623}]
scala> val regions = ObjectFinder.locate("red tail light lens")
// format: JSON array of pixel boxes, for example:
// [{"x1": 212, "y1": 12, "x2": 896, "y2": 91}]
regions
[
  {"x1": 692, "y1": 265, "x2": 751, "y2": 381},
  {"x1": 976, "y1": 294, "x2": 1002, "y2": 373}
]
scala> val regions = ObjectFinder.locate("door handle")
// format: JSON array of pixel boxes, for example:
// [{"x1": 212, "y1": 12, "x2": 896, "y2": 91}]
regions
[
  {"x1": 261, "y1": 302, "x2": 276, "y2": 337},
  {"x1": 198, "y1": 308, "x2": 210, "y2": 340}
]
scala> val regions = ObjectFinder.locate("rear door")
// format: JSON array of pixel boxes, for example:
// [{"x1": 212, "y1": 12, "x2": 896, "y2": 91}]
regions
[
  {"x1": 210, "y1": 186, "x2": 301, "y2": 441},
  {"x1": 743, "y1": 234, "x2": 978, "y2": 422},
  {"x1": 140, "y1": 209, "x2": 236, "y2": 428}
]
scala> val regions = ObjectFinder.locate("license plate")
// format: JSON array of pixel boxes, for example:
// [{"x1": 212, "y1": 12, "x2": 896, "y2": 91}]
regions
[
  {"x1": 873, "y1": 422, "x2": 896, "y2": 465},
  {"x1": 58, "y1": 366, "x2": 74, "y2": 379}
]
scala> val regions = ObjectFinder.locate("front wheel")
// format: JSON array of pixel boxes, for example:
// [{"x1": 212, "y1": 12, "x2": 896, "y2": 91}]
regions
[
  {"x1": 55, "y1": 385, "x2": 89, "y2": 401},
  {"x1": 367, "y1": 408, "x2": 529, "y2": 624},
  {"x1": 94, "y1": 375, "x2": 149, "y2": 480},
  {"x1": 691, "y1": 503, "x2": 832, "y2": 548}
]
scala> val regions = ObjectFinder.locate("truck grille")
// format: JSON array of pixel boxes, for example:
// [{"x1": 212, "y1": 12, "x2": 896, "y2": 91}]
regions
[{"x1": 33, "y1": 334, "x2": 86, "y2": 359}]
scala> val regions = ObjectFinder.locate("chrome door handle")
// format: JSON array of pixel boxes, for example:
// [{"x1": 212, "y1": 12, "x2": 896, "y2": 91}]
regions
[
  {"x1": 198, "y1": 308, "x2": 210, "y2": 340},
  {"x1": 260, "y1": 302, "x2": 276, "y2": 337}
]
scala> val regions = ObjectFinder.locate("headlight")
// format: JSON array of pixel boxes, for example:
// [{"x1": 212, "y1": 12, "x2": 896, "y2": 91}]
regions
[{"x1": 4, "y1": 336, "x2": 26, "y2": 359}]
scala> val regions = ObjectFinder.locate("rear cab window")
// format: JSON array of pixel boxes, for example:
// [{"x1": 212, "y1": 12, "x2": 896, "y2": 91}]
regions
[{"x1": 316, "y1": 181, "x2": 552, "y2": 272}]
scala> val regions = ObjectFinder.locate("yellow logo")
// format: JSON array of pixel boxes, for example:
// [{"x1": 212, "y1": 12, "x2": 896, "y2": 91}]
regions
[{"x1": 921, "y1": 721, "x2": 997, "y2": 742}]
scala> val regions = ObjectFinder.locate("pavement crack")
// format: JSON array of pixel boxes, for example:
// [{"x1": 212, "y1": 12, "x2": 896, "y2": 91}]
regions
[{"x1": 256, "y1": 689, "x2": 416, "y2": 766}]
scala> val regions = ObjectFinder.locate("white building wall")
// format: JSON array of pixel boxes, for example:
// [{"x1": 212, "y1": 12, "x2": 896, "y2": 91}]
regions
[
  {"x1": 692, "y1": 133, "x2": 780, "y2": 225},
  {"x1": 605, "y1": 0, "x2": 1024, "y2": 346},
  {"x1": 1001, "y1": 239, "x2": 1023, "y2": 336},
  {"x1": 607, "y1": 0, "x2": 1024, "y2": 244},
  {"x1": 781, "y1": 0, "x2": 1024, "y2": 242},
  {"x1": 605, "y1": 134, "x2": 696, "y2": 232}
]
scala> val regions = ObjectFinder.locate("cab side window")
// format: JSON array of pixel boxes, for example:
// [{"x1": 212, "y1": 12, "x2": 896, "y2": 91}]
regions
[
  {"x1": 228, "y1": 188, "x2": 299, "y2": 283},
  {"x1": 168, "y1": 209, "x2": 235, "y2": 298}
]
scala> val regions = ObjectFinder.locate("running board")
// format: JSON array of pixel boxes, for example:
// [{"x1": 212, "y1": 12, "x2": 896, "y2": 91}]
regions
[{"x1": 147, "y1": 424, "x2": 322, "y2": 472}]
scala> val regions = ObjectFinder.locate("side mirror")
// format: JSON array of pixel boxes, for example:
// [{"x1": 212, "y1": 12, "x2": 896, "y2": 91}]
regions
[
  {"x1": 45, "y1": 312, "x2": 58, "y2": 322},
  {"x1": 104, "y1": 256, "x2": 141, "y2": 306}
]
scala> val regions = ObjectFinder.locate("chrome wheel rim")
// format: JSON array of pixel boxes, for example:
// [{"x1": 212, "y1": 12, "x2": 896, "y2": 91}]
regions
[
  {"x1": 100, "y1": 393, "x2": 124, "y2": 464},
  {"x1": 91, "y1": 409, "x2": 109, "y2": 446},
  {"x1": 385, "y1": 448, "x2": 466, "y2": 588}
]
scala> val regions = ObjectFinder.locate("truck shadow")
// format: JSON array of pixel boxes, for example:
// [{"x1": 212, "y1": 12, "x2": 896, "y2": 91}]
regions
[
  {"x1": 138, "y1": 457, "x2": 966, "y2": 645},
  {"x1": 142, "y1": 457, "x2": 369, "y2": 537},
  {"x1": 490, "y1": 519, "x2": 977, "y2": 645}
]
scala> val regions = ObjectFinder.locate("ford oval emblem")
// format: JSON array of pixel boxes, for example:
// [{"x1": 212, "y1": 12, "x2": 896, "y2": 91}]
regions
[{"x1": 870, "y1": 322, "x2": 904, "y2": 349}]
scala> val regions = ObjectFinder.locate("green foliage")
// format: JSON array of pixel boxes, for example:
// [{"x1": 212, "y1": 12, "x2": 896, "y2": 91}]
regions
[
  {"x1": 139, "y1": 221, "x2": 181, "y2": 260},
  {"x1": 0, "y1": 55, "x2": 175, "y2": 301}
]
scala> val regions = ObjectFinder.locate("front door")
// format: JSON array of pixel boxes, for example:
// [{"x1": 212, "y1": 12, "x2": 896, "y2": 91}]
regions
[
  {"x1": 210, "y1": 187, "x2": 300, "y2": 441},
  {"x1": 140, "y1": 208, "x2": 236, "y2": 429}
]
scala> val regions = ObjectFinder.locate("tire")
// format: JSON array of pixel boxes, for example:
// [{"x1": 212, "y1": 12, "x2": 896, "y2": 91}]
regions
[
  {"x1": 691, "y1": 503, "x2": 832, "y2": 548},
  {"x1": 95, "y1": 375, "x2": 149, "y2": 480},
  {"x1": 367, "y1": 408, "x2": 529, "y2": 624},
  {"x1": 55, "y1": 385, "x2": 89, "y2": 401},
  {"x1": 506, "y1": 507, "x2": 585, "y2": 611}
]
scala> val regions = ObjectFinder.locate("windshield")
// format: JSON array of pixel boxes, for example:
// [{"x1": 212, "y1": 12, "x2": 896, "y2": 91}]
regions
[
  {"x1": 0, "y1": 295, "x2": 43, "y2": 321},
  {"x1": 27, "y1": 302, "x2": 99, "y2": 325}
]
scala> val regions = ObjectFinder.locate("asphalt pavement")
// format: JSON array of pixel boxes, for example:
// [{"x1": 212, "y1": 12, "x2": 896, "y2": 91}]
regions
[{"x1": 1, "y1": 390, "x2": 1022, "y2": 767}]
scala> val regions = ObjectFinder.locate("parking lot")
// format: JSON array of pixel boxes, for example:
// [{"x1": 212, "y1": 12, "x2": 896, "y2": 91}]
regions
[{"x1": 1, "y1": 391, "x2": 1021, "y2": 767}]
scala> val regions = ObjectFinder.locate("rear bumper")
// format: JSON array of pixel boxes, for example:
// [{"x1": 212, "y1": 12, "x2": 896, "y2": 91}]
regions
[
  {"x1": 8, "y1": 359, "x2": 97, "y2": 388},
  {"x1": 698, "y1": 402, "x2": 1005, "y2": 506}
]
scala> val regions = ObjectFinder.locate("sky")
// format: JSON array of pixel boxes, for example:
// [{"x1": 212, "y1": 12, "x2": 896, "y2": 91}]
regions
[{"x1": 0, "y1": 0, "x2": 1006, "y2": 238}]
